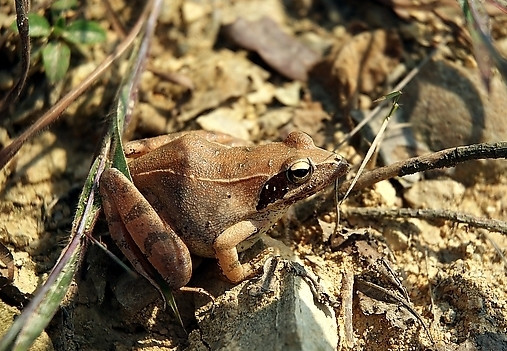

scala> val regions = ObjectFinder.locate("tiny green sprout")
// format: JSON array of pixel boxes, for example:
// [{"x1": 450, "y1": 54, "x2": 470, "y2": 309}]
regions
[
  {"x1": 11, "y1": 3, "x2": 106, "y2": 84},
  {"x1": 372, "y1": 90, "x2": 402, "y2": 104}
]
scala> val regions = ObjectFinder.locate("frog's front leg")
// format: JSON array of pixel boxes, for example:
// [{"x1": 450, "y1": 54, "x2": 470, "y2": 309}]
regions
[
  {"x1": 100, "y1": 168, "x2": 192, "y2": 290},
  {"x1": 213, "y1": 221, "x2": 263, "y2": 283}
]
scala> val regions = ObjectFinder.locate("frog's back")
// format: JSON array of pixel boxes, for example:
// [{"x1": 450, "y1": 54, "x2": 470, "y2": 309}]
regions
[{"x1": 128, "y1": 134, "x2": 269, "y2": 257}]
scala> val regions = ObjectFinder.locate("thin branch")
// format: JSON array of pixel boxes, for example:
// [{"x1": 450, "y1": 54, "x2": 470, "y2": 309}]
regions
[
  {"x1": 341, "y1": 207, "x2": 507, "y2": 235},
  {"x1": 103, "y1": 0, "x2": 127, "y2": 38},
  {"x1": 337, "y1": 142, "x2": 507, "y2": 199},
  {"x1": 356, "y1": 278, "x2": 434, "y2": 343}
]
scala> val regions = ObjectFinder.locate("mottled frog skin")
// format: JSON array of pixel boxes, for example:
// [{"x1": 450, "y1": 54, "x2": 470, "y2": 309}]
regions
[{"x1": 100, "y1": 131, "x2": 349, "y2": 289}]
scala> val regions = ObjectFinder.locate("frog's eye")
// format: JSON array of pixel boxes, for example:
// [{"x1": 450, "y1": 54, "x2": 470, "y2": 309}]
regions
[{"x1": 286, "y1": 159, "x2": 313, "y2": 184}]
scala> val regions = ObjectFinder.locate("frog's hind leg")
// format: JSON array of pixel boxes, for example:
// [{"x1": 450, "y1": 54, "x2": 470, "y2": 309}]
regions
[
  {"x1": 99, "y1": 203, "x2": 167, "y2": 303},
  {"x1": 100, "y1": 167, "x2": 192, "y2": 290}
]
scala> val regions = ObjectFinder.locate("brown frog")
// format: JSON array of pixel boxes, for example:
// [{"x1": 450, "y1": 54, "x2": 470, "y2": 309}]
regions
[{"x1": 99, "y1": 131, "x2": 349, "y2": 290}]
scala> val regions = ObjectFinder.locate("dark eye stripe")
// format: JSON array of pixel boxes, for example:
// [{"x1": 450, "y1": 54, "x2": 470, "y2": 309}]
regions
[{"x1": 256, "y1": 172, "x2": 289, "y2": 211}]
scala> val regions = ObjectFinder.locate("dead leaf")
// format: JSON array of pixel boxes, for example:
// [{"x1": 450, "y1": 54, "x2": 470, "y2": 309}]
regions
[
  {"x1": 292, "y1": 100, "x2": 330, "y2": 144},
  {"x1": 223, "y1": 17, "x2": 320, "y2": 81},
  {"x1": 176, "y1": 50, "x2": 270, "y2": 122},
  {"x1": 315, "y1": 29, "x2": 402, "y2": 107}
]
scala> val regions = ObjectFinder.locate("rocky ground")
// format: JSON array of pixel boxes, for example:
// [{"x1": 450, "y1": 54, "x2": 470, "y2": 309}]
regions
[{"x1": 0, "y1": 0, "x2": 506, "y2": 350}]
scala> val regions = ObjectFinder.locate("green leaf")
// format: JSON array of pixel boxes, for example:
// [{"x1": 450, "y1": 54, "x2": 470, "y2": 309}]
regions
[
  {"x1": 0, "y1": 153, "x2": 101, "y2": 351},
  {"x1": 62, "y1": 20, "x2": 106, "y2": 45},
  {"x1": 28, "y1": 13, "x2": 51, "y2": 37},
  {"x1": 51, "y1": 0, "x2": 78, "y2": 11},
  {"x1": 10, "y1": 13, "x2": 50, "y2": 37},
  {"x1": 41, "y1": 42, "x2": 70, "y2": 84},
  {"x1": 53, "y1": 16, "x2": 66, "y2": 34}
]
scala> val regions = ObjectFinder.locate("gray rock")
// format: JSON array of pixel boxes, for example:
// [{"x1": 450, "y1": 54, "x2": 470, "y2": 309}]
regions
[
  {"x1": 398, "y1": 59, "x2": 507, "y2": 183},
  {"x1": 191, "y1": 257, "x2": 338, "y2": 351}
]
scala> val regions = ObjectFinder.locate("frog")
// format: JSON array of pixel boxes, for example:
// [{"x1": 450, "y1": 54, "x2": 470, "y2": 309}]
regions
[{"x1": 99, "y1": 130, "x2": 349, "y2": 290}]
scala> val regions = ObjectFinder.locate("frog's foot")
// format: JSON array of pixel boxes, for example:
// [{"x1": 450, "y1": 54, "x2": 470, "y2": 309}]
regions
[
  {"x1": 215, "y1": 248, "x2": 256, "y2": 283},
  {"x1": 213, "y1": 221, "x2": 270, "y2": 283},
  {"x1": 216, "y1": 245, "x2": 278, "y2": 283},
  {"x1": 246, "y1": 255, "x2": 282, "y2": 297}
]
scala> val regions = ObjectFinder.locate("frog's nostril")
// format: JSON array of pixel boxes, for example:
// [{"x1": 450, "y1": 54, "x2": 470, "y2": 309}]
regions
[{"x1": 335, "y1": 157, "x2": 350, "y2": 174}]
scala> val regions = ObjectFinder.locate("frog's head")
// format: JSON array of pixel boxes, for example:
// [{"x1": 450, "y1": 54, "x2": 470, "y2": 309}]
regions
[{"x1": 256, "y1": 131, "x2": 350, "y2": 211}]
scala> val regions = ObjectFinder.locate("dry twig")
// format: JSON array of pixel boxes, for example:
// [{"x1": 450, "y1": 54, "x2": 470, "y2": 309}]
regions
[
  {"x1": 337, "y1": 142, "x2": 507, "y2": 199},
  {"x1": 342, "y1": 207, "x2": 507, "y2": 235}
]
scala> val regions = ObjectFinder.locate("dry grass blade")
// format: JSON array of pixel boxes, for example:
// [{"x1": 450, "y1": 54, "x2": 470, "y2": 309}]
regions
[
  {"x1": 338, "y1": 91, "x2": 401, "y2": 206},
  {"x1": 338, "y1": 266, "x2": 354, "y2": 349},
  {"x1": 459, "y1": 0, "x2": 507, "y2": 87},
  {"x1": 335, "y1": 43, "x2": 441, "y2": 147},
  {"x1": 0, "y1": 0, "x2": 31, "y2": 114},
  {"x1": 489, "y1": 0, "x2": 507, "y2": 12}
]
